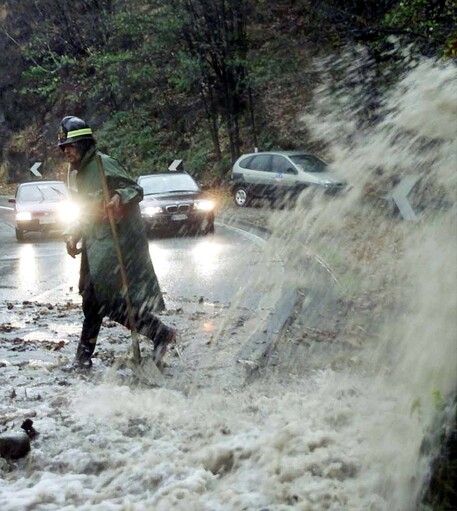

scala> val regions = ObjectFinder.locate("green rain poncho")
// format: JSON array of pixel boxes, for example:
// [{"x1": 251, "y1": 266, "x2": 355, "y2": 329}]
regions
[{"x1": 68, "y1": 147, "x2": 165, "y2": 313}]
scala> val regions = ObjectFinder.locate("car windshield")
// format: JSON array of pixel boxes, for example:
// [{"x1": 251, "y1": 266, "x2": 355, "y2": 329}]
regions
[
  {"x1": 289, "y1": 154, "x2": 327, "y2": 172},
  {"x1": 17, "y1": 183, "x2": 67, "y2": 203},
  {"x1": 140, "y1": 174, "x2": 199, "y2": 195}
]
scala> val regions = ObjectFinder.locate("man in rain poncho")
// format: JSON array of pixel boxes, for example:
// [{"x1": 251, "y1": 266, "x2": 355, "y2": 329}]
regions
[{"x1": 59, "y1": 116, "x2": 176, "y2": 369}]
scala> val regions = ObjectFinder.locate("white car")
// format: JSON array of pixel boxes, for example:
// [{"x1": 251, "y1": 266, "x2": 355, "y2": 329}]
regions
[
  {"x1": 231, "y1": 151, "x2": 345, "y2": 207},
  {"x1": 9, "y1": 181, "x2": 80, "y2": 241}
]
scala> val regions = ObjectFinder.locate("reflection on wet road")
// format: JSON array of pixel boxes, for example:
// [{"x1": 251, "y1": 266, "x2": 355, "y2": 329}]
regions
[
  {"x1": 0, "y1": 201, "x2": 272, "y2": 308},
  {"x1": 149, "y1": 231, "x2": 265, "y2": 308},
  {"x1": 0, "y1": 236, "x2": 81, "y2": 303}
]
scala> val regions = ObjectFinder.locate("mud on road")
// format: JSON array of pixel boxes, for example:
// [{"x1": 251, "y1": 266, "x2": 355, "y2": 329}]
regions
[
  {"x1": 0, "y1": 290, "x2": 375, "y2": 511},
  {"x1": 0, "y1": 278, "x2": 402, "y2": 511},
  {"x1": 0, "y1": 298, "x2": 287, "y2": 510}
]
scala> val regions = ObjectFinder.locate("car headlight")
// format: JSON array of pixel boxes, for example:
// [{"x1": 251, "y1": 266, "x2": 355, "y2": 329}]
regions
[
  {"x1": 16, "y1": 211, "x2": 32, "y2": 222},
  {"x1": 143, "y1": 206, "x2": 162, "y2": 217},
  {"x1": 194, "y1": 199, "x2": 215, "y2": 212},
  {"x1": 57, "y1": 201, "x2": 81, "y2": 223}
]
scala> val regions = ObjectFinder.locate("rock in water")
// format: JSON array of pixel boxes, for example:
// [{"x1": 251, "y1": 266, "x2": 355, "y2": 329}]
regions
[
  {"x1": 0, "y1": 432, "x2": 31, "y2": 459},
  {"x1": 0, "y1": 419, "x2": 39, "y2": 459}
]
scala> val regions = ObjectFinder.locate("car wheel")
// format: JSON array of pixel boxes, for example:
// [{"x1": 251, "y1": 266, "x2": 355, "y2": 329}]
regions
[
  {"x1": 15, "y1": 228, "x2": 25, "y2": 241},
  {"x1": 233, "y1": 186, "x2": 250, "y2": 207}
]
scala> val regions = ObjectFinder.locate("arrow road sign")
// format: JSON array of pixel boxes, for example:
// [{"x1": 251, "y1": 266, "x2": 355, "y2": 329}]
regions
[
  {"x1": 168, "y1": 159, "x2": 183, "y2": 172},
  {"x1": 391, "y1": 174, "x2": 420, "y2": 221},
  {"x1": 30, "y1": 162, "x2": 42, "y2": 177}
]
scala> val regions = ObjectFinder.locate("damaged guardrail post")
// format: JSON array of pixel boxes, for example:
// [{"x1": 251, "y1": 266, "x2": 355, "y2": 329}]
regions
[{"x1": 236, "y1": 287, "x2": 299, "y2": 378}]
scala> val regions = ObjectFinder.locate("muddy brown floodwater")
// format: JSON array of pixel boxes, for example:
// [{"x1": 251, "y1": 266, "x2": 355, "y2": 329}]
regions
[{"x1": 1, "y1": 54, "x2": 456, "y2": 511}]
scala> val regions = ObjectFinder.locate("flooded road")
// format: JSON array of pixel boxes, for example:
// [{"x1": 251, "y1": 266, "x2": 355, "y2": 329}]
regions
[{"x1": 0, "y1": 201, "x2": 272, "y2": 308}]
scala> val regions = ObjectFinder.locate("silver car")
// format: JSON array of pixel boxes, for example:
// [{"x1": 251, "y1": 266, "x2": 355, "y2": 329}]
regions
[{"x1": 231, "y1": 151, "x2": 345, "y2": 207}]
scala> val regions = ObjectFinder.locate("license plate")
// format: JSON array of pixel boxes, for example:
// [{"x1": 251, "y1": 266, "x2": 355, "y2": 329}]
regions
[
  {"x1": 171, "y1": 213, "x2": 188, "y2": 221},
  {"x1": 39, "y1": 217, "x2": 56, "y2": 225}
]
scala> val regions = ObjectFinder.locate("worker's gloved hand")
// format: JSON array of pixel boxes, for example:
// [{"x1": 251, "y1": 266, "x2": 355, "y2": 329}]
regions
[
  {"x1": 104, "y1": 193, "x2": 123, "y2": 220},
  {"x1": 66, "y1": 237, "x2": 81, "y2": 258}
]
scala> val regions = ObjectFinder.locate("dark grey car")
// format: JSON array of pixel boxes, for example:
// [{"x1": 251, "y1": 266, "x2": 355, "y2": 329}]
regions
[
  {"x1": 138, "y1": 172, "x2": 215, "y2": 235},
  {"x1": 231, "y1": 151, "x2": 345, "y2": 207}
]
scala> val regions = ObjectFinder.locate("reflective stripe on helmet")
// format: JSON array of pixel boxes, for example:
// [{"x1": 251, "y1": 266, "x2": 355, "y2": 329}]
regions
[{"x1": 67, "y1": 128, "x2": 93, "y2": 138}]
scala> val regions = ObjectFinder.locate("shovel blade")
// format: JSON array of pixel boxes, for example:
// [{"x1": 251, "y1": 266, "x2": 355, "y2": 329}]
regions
[{"x1": 132, "y1": 356, "x2": 165, "y2": 386}]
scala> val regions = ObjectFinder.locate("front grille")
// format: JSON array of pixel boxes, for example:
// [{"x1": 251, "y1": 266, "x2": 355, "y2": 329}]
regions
[{"x1": 166, "y1": 203, "x2": 191, "y2": 213}]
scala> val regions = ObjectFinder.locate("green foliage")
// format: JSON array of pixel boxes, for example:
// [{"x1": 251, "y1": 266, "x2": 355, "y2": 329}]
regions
[
  {"x1": 183, "y1": 142, "x2": 212, "y2": 179},
  {"x1": 383, "y1": 0, "x2": 457, "y2": 53},
  {"x1": 444, "y1": 32, "x2": 457, "y2": 58},
  {"x1": 95, "y1": 111, "x2": 171, "y2": 174},
  {"x1": 168, "y1": 52, "x2": 202, "y2": 93},
  {"x1": 384, "y1": 0, "x2": 432, "y2": 27},
  {"x1": 87, "y1": 50, "x2": 136, "y2": 104},
  {"x1": 94, "y1": 108, "x2": 219, "y2": 179},
  {"x1": 20, "y1": 66, "x2": 58, "y2": 100},
  {"x1": 1, "y1": 0, "x2": 455, "y2": 184},
  {"x1": 249, "y1": 50, "x2": 300, "y2": 88},
  {"x1": 19, "y1": 53, "x2": 82, "y2": 102}
]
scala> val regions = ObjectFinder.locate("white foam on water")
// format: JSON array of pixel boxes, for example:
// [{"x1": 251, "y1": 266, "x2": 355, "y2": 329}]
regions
[{"x1": 1, "y1": 54, "x2": 456, "y2": 511}]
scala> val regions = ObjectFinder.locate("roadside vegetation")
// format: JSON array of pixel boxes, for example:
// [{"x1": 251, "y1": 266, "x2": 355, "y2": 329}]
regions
[{"x1": 0, "y1": 0, "x2": 455, "y2": 182}]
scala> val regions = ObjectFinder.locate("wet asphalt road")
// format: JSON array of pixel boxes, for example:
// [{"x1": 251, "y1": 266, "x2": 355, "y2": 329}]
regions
[{"x1": 0, "y1": 196, "x2": 272, "y2": 309}]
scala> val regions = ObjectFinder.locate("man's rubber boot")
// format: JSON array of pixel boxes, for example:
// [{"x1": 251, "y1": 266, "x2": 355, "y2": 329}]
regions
[{"x1": 62, "y1": 343, "x2": 93, "y2": 372}]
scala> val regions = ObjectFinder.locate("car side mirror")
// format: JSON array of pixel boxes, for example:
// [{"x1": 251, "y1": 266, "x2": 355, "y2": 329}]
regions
[{"x1": 8, "y1": 198, "x2": 16, "y2": 204}]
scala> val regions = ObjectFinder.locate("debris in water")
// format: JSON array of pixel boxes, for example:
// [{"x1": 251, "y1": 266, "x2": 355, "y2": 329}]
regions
[
  {"x1": 0, "y1": 323, "x2": 15, "y2": 332},
  {"x1": 21, "y1": 419, "x2": 38, "y2": 439},
  {"x1": 52, "y1": 340, "x2": 66, "y2": 351}
]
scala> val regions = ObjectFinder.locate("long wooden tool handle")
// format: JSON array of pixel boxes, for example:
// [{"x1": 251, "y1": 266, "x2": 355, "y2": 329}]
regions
[{"x1": 96, "y1": 155, "x2": 141, "y2": 362}]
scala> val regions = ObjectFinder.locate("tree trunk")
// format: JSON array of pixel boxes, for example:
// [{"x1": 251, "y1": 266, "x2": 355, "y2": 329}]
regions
[
  {"x1": 200, "y1": 87, "x2": 222, "y2": 160},
  {"x1": 248, "y1": 84, "x2": 258, "y2": 149}
]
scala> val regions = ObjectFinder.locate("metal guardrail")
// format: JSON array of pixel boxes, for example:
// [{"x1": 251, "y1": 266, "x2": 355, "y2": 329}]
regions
[
  {"x1": 236, "y1": 287, "x2": 298, "y2": 376},
  {"x1": 217, "y1": 214, "x2": 301, "y2": 377},
  {"x1": 225, "y1": 174, "x2": 423, "y2": 382}
]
